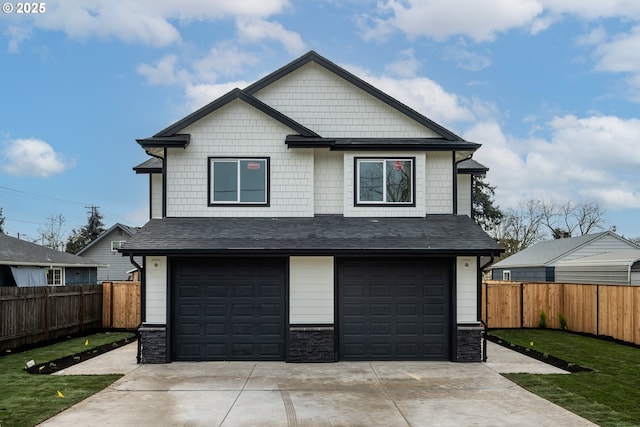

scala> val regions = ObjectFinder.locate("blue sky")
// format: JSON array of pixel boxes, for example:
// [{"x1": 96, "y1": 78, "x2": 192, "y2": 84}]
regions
[{"x1": 1, "y1": 0, "x2": 639, "y2": 242}]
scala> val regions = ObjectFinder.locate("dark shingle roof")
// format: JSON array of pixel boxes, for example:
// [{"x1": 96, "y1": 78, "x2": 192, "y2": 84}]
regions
[
  {"x1": 457, "y1": 159, "x2": 489, "y2": 175},
  {"x1": 120, "y1": 215, "x2": 502, "y2": 256},
  {"x1": 133, "y1": 157, "x2": 162, "y2": 173},
  {"x1": 0, "y1": 233, "x2": 103, "y2": 267}
]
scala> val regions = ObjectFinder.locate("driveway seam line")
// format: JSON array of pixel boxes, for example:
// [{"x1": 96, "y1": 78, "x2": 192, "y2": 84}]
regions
[
  {"x1": 369, "y1": 362, "x2": 412, "y2": 427},
  {"x1": 217, "y1": 362, "x2": 257, "y2": 427}
]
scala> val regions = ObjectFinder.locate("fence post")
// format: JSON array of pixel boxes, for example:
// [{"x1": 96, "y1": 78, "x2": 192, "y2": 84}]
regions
[
  {"x1": 520, "y1": 282, "x2": 524, "y2": 328},
  {"x1": 44, "y1": 286, "x2": 50, "y2": 341},
  {"x1": 79, "y1": 286, "x2": 85, "y2": 331}
]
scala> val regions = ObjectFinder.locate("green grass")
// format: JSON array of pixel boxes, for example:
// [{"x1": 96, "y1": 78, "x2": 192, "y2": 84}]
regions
[
  {"x1": 491, "y1": 329, "x2": 640, "y2": 427},
  {"x1": 0, "y1": 331, "x2": 134, "y2": 427}
]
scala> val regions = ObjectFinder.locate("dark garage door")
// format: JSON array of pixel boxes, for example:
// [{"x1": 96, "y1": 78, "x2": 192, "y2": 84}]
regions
[
  {"x1": 339, "y1": 258, "x2": 451, "y2": 360},
  {"x1": 172, "y1": 258, "x2": 286, "y2": 361}
]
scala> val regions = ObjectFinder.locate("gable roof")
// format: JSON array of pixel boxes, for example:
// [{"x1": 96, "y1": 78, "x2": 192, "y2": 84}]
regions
[
  {"x1": 148, "y1": 88, "x2": 319, "y2": 141},
  {"x1": 492, "y1": 232, "x2": 639, "y2": 268},
  {"x1": 0, "y1": 233, "x2": 103, "y2": 267},
  {"x1": 556, "y1": 249, "x2": 640, "y2": 267},
  {"x1": 120, "y1": 215, "x2": 503, "y2": 256},
  {"x1": 76, "y1": 223, "x2": 138, "y2": 256},
  {"x1": 245, "y1": 51, "x2": 463, "y2": 141},
  {"x1": 138, "y1": 51, "x2": 480, "y2": 155}
]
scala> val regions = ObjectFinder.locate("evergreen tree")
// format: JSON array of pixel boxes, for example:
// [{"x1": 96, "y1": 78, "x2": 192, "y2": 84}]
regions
[
  {"x1": 472, "y1": 177, "x2": 503, "y2": 233},
  {"x1": 65, "y1": 206, "x2": 105, "y2": 254}
]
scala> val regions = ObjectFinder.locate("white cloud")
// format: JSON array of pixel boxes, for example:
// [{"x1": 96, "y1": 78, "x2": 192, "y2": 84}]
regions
[
  {"x1": 366, "y1": 0, "x2": 543, "y2": 42},
  {"x1": 384, "y1": 48, "x2": 421, "y2": 78},
  {"x1": 1, "y1": 138, "x2": 74, "y2": 178},
  {"x1": 442, "y1": 41, "x2": 492, "y2": 71},
  {"x1": 236, "y1": 18, "x2": 307, "y2": 55},
  {"x1": 7, "y1": 0, "x2": 293, "y2": 50},
  {"x1": 345, "y1": 65, "x2": 476, "y2": 126},
  {"x1": 467, "y1": 115, "x2": 640, "y2": 211}
]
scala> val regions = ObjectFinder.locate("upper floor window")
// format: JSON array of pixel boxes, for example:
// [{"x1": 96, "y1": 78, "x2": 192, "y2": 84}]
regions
[
  {"x1": 111, "y1": 241, "x2": 126, "y2": 252},
  {"x1": 209, "y1": 158, "x2": 269, "y2": 205},
  {"x1": 355, "y1": 158, "x2": 414, "y2": 205}
]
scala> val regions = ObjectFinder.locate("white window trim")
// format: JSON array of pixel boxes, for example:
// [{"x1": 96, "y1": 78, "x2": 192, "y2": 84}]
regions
[
  {"x1": 46, "y1": 267, "x2": 64, "y2": 286},
  {"x1": 111, "y1": 241, "x2": 126, "y2": 252},
  {"x1": 502, "y1": 270, "x2": 511, "y2": 281},
  {"x1": 355, "y1": 157, "x2": 415, "y2": 205}
]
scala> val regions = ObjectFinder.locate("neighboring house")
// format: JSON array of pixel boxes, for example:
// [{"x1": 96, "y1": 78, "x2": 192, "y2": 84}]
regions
[
  {"x1": 76, "y1": 223, "x2": 140, "y2": 283},
  {"x1": 555, "y1": 250, "x2": 640, "y2": 285},
  {"x1": 491, "y1": 231, "x2": 640, "y2": 282},
  {"x1": 0, "y1": 233, "x2": 101, "y2": 287},
  {"x1": 121, "y1": 51, "x2": 503, "y2": 364}
]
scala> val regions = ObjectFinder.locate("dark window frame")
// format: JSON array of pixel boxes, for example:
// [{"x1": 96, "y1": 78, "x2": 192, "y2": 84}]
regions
[
  {"x1": 208, "y1": 157, "x2": 270, "y2": 206},
  {"x1": 354, "y1": 157, "x2": 416, "y2": 207}
]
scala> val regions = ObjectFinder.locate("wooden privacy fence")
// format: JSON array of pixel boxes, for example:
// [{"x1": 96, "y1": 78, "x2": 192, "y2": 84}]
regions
[
  {"x1": 0, "y1": 285, "x2": 102, "y2": 351},
  {"x1": 102, "y1": 281, "x2": 141, "y2": 329},
  {"x1": 482, "y1": 281, "x2": 640, "y2": 345}
]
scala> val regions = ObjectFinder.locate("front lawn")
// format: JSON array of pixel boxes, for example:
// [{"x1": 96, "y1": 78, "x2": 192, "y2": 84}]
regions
[
  {"x1": 490, "y1": 329, "x2": 640, "y2": 427},
  {"x1": 0, "y1": 331, "x2": 134, "y2": 427}
]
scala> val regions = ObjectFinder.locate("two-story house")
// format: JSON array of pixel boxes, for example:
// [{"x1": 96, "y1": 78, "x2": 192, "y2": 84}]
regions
[{"x1": 121, "y1": 51, "x2": 502, "y2": 364}]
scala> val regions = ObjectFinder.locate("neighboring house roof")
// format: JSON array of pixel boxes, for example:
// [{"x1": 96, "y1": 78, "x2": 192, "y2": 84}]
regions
[
  {"x1": 457, "y1": 159, "x2": 489, "y2": 175},
  {"x1": 556, "y1": 249, "x2": 640, "y2": 268},
  {"x1": 76, "y1": 223, "x2": 138, "y2": 256},
  {"x1": 0, "y1": 233, "x2": 103, "y2": 267},
  {"x1": 120, "y1": 215, "x2": 503, "y2": 256},
  {"x1": 492, "y1": 232, "x2": 640, "y2": 268}
]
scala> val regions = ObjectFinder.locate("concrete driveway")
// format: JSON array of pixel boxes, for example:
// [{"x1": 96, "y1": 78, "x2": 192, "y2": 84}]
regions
[{"x1": 40, "y1": 342, "x2": 596, "y2": 427}]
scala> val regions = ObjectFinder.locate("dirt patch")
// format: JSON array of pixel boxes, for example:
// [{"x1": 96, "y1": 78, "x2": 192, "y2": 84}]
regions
[
  {"x1": 486, "y1": 334, "x2": 592, "y2": 373},
  {"x1": 24, "y1": 337, "x2": 136, "y2": 375}
]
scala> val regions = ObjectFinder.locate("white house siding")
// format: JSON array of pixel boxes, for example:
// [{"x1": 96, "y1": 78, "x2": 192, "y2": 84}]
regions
[
  {"x1": 79, "y1": 229, "x2": 134, "y2": 282},
  {"x1": 457, "y1": 174, "x2": 472, "y2": 217},
  {"x1": 289, "y1": 256, "x2": 334, "y2": 324},
  {"x1": 253, "y1": 62, "x2": 439, "y2": 138},
  {"x1": 343, "y1": 152, "x2": 427, "y2": 217},
  {"x1": 151, "y1": 173, "x2": 163, "y2": 219},
  {"x1": 426, "y1": 152, "x2": 454, "y2": 214},
  {"x1": 165, "y1": 100, "x2": 314, "y2": 218},
  {"x1": 314, "y1": 149, "x2": 343, "y2": 214},
  {"x1": 145, "y1": 256, "x2": 167, "y2": 324},
  {"x1": 456, "y1": 257, "x2": 478, "y2": 323}
]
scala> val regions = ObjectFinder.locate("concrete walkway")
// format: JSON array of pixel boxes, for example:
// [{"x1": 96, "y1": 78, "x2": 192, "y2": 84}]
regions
[{"x1": 40, "y1": 342, "x2": 596, "y2": 427}]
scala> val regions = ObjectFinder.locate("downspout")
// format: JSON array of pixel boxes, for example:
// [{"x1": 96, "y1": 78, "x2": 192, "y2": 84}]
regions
[
  {"x1": 453, "y1": 152, "x2": 474, "y2": 215},
  {"x1": 129, "y1": 254, "x2": 144, "y2": 364},
  {"x1": 479, "y1": 255, "x2": 495, "y2": 362}
]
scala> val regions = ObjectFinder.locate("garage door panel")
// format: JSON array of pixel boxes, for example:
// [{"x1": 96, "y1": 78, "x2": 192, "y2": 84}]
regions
[
  {"x1": 339, "y1": 258, "x2": 451, "y2": 360},
  {"x1": 205, "y1": 323, "x2": 227, "y2": 336},
  {"x1": 370, "y1": 323, "x2": 391, "y2": 335},
  {"x1": 172, "y1": 258, "x2": 286, "y2": 361}
]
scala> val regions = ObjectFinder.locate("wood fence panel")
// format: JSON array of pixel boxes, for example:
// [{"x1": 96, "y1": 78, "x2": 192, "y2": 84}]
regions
[
  {"x1": 102, "y1": 282, "x2": 140, "y2": 329},
  {"x1": 0, "y1": 285, "x2": 103, "y2": 351},
  {"x1": 523, "y1": 283, "x2": 563, "y2": 329},
  {"x1": 562, "y1": 284, "x2": 597, "y2": 335},
  {"x1": 599, "y1": 286, "x2": 638, "y2": 344},
  {"x1": 484, "y1": 282, "x2": 521, "y2": 328}
]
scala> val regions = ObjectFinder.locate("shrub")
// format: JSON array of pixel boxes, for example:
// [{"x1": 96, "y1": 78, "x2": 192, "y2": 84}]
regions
[
  {"x1": 539, "y1": 310, "x2": 547, "y2": 329},
  {"x1": 559, "y1": 313, "x2": 568, "y2": 330}
]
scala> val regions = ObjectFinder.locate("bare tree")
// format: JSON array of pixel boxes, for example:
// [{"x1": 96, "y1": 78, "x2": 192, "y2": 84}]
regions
[
  {"x1": 494, "y1": 200, "x2": 545, "y2": 257},
  {"x1": 38, "y1": 214, "x2": 66, "y2": 250},
  {"x1": 539, "y1": 199, "x2": 606, "y2": 238}
]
